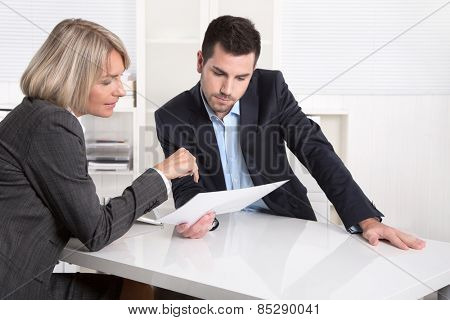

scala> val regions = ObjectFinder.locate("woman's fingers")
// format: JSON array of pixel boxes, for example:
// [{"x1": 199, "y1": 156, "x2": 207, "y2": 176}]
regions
[{"x1": 154, "y1": 147, "x2": 200, "y2": 182}]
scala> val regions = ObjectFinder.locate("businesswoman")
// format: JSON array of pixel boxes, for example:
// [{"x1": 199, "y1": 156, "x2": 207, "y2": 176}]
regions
[{"x1": 0, "y1": 19, "x2": 213, "y2": 299}]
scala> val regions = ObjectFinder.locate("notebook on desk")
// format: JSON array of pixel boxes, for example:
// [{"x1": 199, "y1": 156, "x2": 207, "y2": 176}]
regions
[{"x1": 137, "y1": 206, "x2": 174, "y2": 225}]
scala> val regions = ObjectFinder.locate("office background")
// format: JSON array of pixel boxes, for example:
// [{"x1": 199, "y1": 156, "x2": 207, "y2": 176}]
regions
[{"x1": 0, "y1": 0, "x2": 449, "y2": 242}]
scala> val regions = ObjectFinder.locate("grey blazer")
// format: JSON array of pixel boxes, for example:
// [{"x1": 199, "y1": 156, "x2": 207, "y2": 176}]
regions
[{"x1": 0, "y1": 97, "x2": 167, "y2": 299}]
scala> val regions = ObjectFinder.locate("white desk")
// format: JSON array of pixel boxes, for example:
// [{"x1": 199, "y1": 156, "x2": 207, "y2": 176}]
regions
[{"x1": 61, "y1": 211, "x2": 450, "y2": 299}]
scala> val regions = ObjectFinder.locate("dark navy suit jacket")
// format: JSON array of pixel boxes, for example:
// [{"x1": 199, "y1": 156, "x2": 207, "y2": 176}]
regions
[{"x1": 155, "y1": 69, "x2": 382, "y2": 230}]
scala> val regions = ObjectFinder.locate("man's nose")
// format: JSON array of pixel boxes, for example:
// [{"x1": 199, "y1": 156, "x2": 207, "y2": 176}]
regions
[{"x1": 220, "y1": 79, "x2": 233, "y2": 97}]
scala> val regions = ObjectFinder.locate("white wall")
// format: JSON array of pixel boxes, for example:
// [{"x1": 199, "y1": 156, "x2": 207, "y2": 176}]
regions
[
  {"x1": 276, "y1": 0, "x2": 450, "y2": 242},
  {"x1": 301, "y1": 95, "x2": 450, "y2": 241},
  {"x1": 0, "y1": 82, "x2": 23, "y2": 106}
]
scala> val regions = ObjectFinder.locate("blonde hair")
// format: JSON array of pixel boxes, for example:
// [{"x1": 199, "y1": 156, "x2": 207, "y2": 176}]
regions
[{"x1": 20, "y1": 18, "x2": 130, "y2": 114}]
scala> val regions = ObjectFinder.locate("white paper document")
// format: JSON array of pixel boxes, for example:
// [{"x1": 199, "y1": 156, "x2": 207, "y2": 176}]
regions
[{"x1": 157, "y1": 180, "x2": 289, "y2": 225}]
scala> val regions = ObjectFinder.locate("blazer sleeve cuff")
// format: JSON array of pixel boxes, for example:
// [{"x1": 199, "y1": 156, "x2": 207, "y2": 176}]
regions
[
  {"x1": 131, "y1": 168, "x2": 168, "y2": 219},
  {"x1": 152, "y1": 168, "x2": 172, "y2": 197}
]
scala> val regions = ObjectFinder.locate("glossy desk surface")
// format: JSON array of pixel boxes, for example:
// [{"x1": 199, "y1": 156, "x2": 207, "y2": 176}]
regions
[{"x1": 61, "y1": 211, "x2": 450, "y2": 299}]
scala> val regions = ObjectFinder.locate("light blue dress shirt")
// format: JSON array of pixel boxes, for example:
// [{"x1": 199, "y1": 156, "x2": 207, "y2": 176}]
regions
[{"x1": 200, "y1": 89, "x2": 270, "y2": 212}]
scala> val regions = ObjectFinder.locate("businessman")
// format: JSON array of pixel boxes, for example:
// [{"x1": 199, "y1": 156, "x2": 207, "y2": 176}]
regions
[{"x1": 155, "y1": 15, "x2": 425, "y2": 250}]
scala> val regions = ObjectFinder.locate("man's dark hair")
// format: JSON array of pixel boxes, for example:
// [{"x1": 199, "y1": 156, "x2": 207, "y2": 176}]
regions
[{"x1": 202, "y1": 15, "x2": 261, "y2": 65}]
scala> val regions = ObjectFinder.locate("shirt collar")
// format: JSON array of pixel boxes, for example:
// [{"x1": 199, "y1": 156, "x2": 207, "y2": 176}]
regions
[
  {"x1": 200, "y1": 86, "x2": 240, "y2": 122},
  {"x1": 67, "y1": 107, "x2": 86, "y2": 133}
]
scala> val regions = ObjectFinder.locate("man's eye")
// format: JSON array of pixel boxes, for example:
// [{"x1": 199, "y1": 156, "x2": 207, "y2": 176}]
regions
[
  {"x1": 213, "y1": 71, "x2": 223, "y2": 76},
  {"x1": 237, "y1": 77, "x2": 246, "y2": 81}
]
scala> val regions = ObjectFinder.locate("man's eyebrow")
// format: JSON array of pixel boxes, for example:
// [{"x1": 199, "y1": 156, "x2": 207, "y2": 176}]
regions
[
  {"x1": 212, "y1": 66, "x2": 227, "y2": 75},
  {"x1": 212, "y1": 66, "x2": 250, "y2": 78},
  {"x1": 236, "y1": 72, "x2": 251, "y2": 78}
]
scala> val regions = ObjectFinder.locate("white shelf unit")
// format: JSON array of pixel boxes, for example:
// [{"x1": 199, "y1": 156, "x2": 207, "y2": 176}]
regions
[
  {"x1": 80, "y1": 109, "x2": 135, "y2": 200},
  {"x1": 293, "y1": 112, "x2": 349, "y2": 224}
]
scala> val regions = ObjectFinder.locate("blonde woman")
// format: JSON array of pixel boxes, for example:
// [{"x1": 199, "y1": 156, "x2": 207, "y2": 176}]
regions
[{"x1": 0, "y1": 19, "x2": 215, "y2": 299}]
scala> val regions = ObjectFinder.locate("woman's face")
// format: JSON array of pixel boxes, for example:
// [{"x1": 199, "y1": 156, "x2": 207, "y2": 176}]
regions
[{"x1": 86, "y1": 49, "x2": 126, "y2": 118}]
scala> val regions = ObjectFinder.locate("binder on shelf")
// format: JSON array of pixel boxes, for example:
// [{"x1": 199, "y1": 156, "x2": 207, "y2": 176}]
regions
[
  {"x1": 86, "y1": 139, "x2": 132, "y2": 172},
  {"x1": 88, "y1": 161, "x2": 129, "y2": 171}
]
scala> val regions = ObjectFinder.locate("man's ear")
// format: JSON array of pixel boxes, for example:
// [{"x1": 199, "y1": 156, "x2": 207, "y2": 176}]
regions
[{"x1": 197, "y1": 50, "x2": 204, "y2": 73}]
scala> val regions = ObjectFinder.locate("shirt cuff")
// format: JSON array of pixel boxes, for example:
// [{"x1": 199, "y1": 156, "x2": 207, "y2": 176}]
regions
[
  {"x1": 347, "y1": 216, "x2": 382, "y2": 234},
  {"x1": 153, "y1": 168, "x2": 171, "y2": 197}
]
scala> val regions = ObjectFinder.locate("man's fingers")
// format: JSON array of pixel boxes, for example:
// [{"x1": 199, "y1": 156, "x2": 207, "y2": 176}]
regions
[
  {"x1": 361, "y1": 221, "x2": 425, "y2": 251},
  {"x1": 190, "y1": 229, "x2": 209, "y2": 239},
  {"x1": 199, "y1": 212, "x2": 215, "y2": 223},
  {"x1": 179, "y1": 222, "x2": 201, "y2": 238},
  {"x1": 412, "y1": 238, "x2": 426, "y2": 250},
  {"x1": 177, "y1": 212, "x2": 215, "y2": 238},
  {"x1": 176, "y1": 223, "x2": 189, "y2": 234},
  {"x1": 368, "y1": 234, "x2": 379, "y2": 246},
  {"x1": 363, "y1": 231, "x2": 380, "y2": 246},
  {"x1": 185, "y1": 216, "x2": 212, "y2": 238},
  {"x1": 184, "y1": 223, "x2": 208, "y2": 238},
  {"x1": 383, "y1": 231, "x2": 409, "y2": 250},
  {"x1": 397, "y1": 231, "x2": 426, "y2": 250},
  {"x1": 181, "y1": 226, "x2": 198, "y2": 238}
]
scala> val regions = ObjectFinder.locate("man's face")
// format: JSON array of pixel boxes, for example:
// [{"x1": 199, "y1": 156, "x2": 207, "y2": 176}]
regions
[{"x1": 197, "y1": 43, "x2": 255, "y2": 119}]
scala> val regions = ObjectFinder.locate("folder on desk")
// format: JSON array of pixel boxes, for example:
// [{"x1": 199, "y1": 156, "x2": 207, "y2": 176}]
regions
[{"x1": 157, "y1": 180, "x2": 288, "y2": 225}]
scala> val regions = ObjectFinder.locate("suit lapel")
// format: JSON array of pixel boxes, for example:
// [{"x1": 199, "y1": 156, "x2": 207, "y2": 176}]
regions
[
  {"x1": 240, "y1": 77, "x2": 259, "y2": 127},
  {"x1": 188, "y1": 84, "x2": 226, "y2": 191},
  {"x1": 239, "y1": 77, "x2": 262, "y2": 185}
]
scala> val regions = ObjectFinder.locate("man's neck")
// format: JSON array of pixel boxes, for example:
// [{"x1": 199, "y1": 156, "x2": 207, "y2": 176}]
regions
[
  {"x1": 215, "y1": 110, "x2": 230, "y2": 121},
  {"x1": 200, "y1": 87, "x2": 233, "y2": 121}
]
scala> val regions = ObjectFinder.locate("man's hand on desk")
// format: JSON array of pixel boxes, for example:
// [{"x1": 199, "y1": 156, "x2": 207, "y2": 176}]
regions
[
  {"x1": 359, "y1": 218, "x2": 426, "y2": 250},
  {"x1": 176, "y1": 211, "x2": 216, "y2": 239}
]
